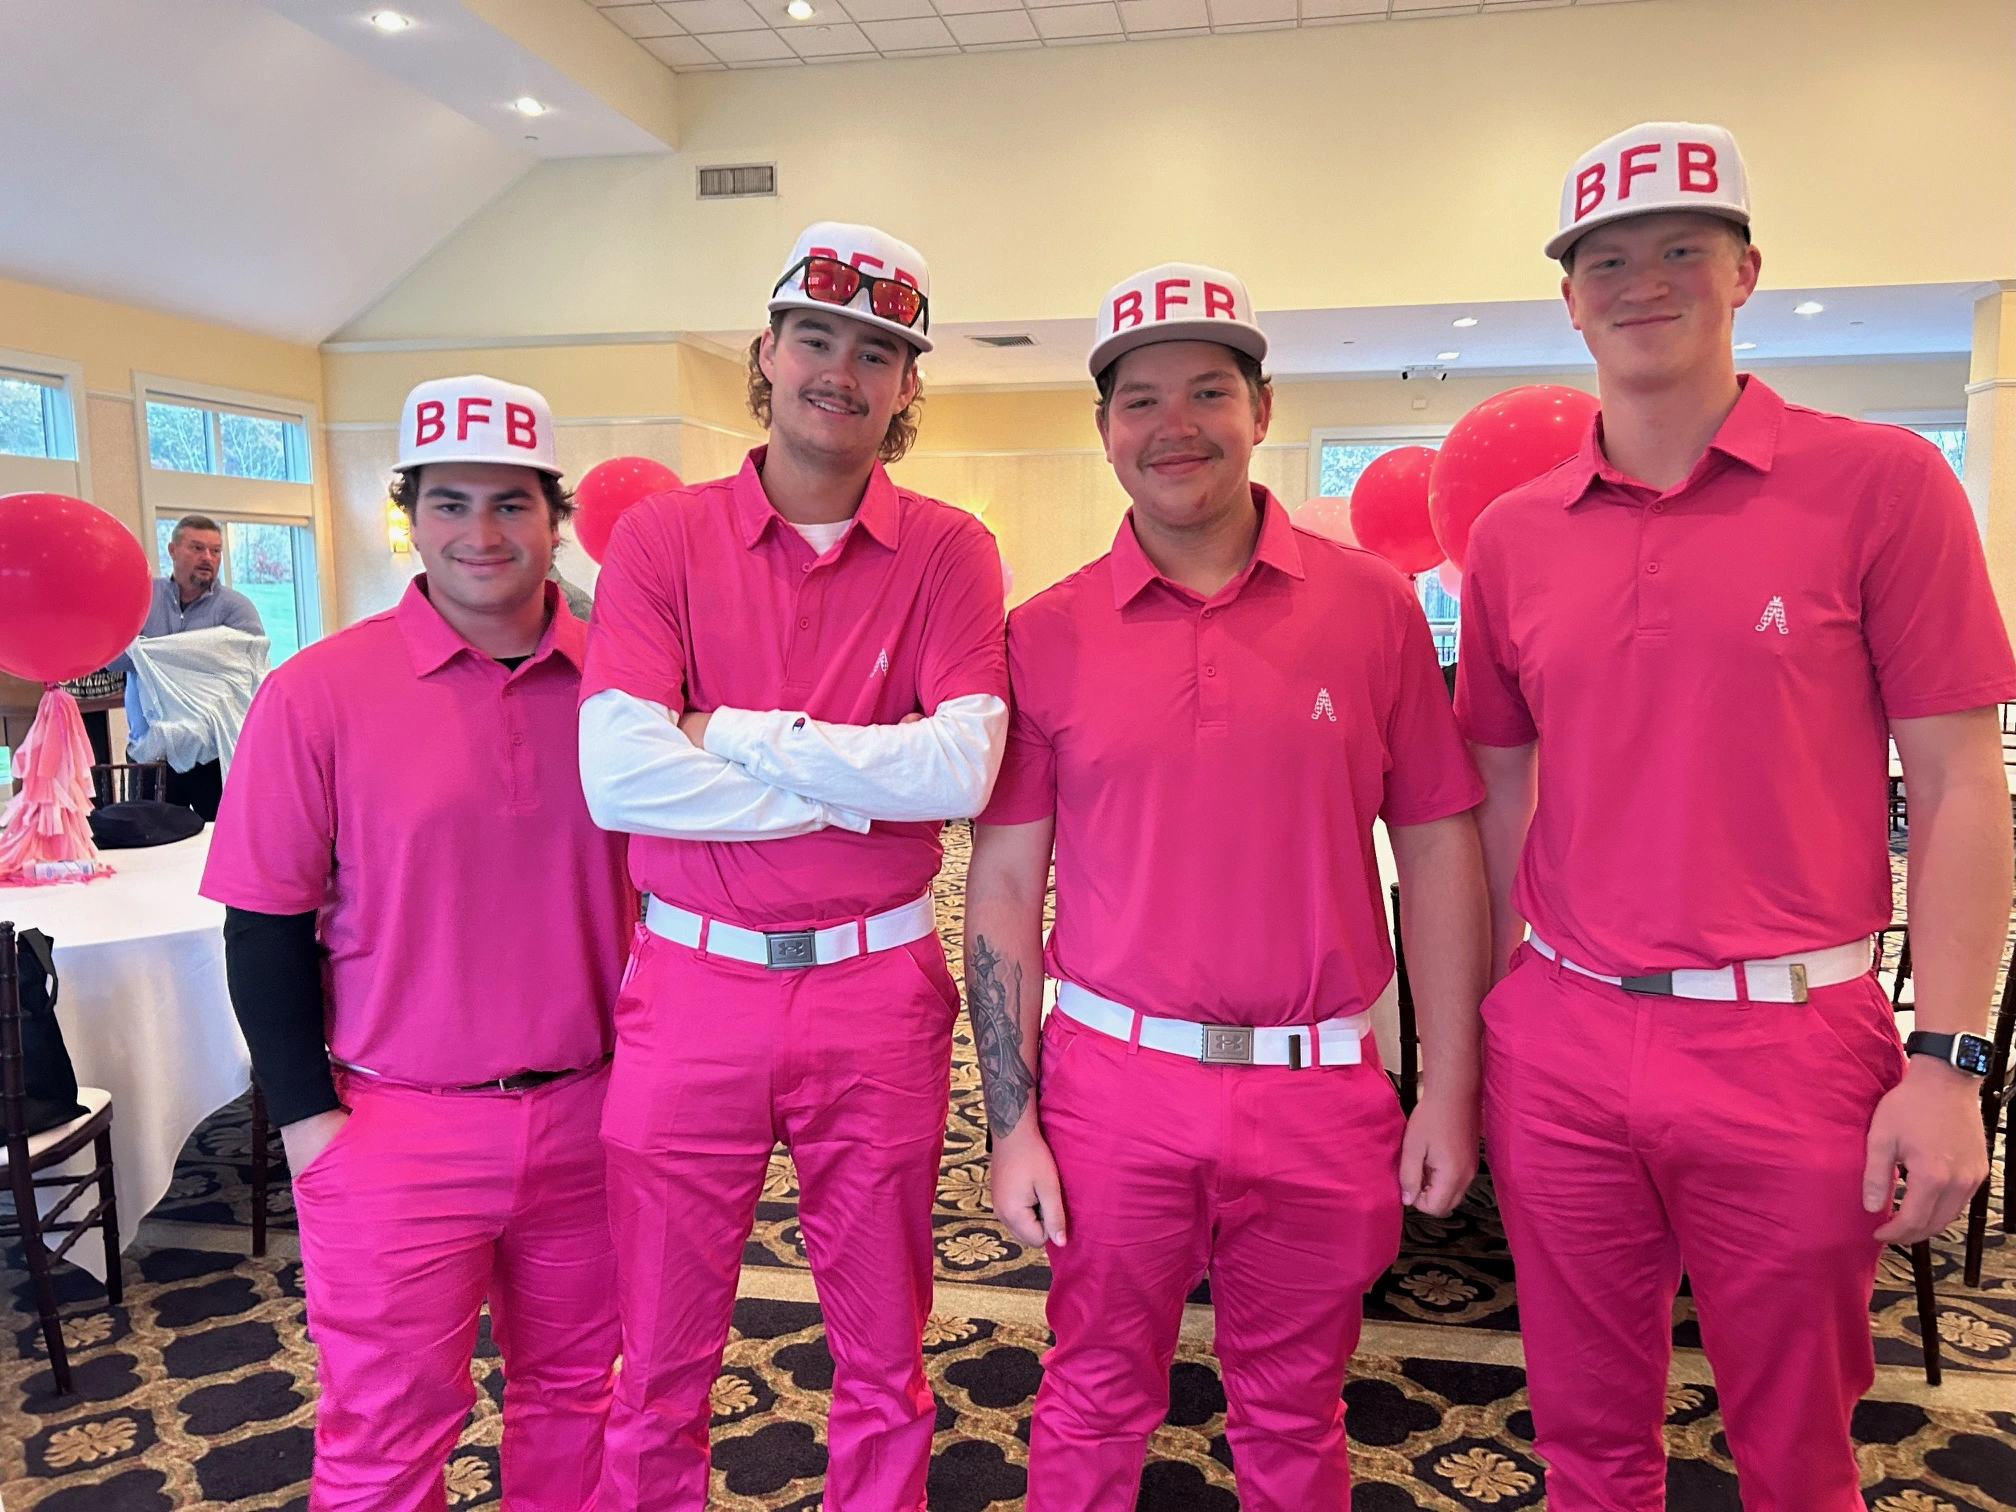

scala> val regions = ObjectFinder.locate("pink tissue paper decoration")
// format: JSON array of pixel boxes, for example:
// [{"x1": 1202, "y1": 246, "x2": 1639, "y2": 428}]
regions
[{"x1": 0, "y1": 687, "x2": 111, "y2": 886}]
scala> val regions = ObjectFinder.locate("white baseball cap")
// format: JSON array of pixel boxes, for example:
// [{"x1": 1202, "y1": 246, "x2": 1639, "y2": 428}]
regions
[
  {"x1": 768, "y1": 221, "x2": 934, "y2": 353},
  {"x1": 1547, "y1": 121, "x2": 1751, "y2": 261},
  {"x1": 397, "y1": 375, "x2": 560, "y2": 476},
  {"x1": 1088, "y1": 262, "x2": 1268, "y2": 381}
]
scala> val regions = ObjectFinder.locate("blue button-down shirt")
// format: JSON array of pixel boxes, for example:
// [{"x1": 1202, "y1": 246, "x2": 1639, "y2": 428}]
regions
[{"x1": 112, "y1": 577, "x2": 266, "y2": 745}]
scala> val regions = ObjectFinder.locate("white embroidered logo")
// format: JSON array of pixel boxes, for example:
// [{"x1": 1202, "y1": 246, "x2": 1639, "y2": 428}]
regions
[
  {"x1": 1311, "y1": 687, "x2": 1336, "y2": 722},
  {"x1": 1755, "y1": 596, "x2": 1789, "y2": 635},
  {"x1": 872, "y1": 648, "x2": 890, "y2": 677}
]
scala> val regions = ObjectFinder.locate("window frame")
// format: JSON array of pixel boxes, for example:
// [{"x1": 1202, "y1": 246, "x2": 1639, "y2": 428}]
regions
[
  {"x1": 1307, "y1": 422, "x2": 1449, "y2": 500},
  {"x1": 151, "y1": 511, "x2": 324, "y2": 661},
  {"x1": 0, "y1": 347, "x2": 91, "y2": 499}
]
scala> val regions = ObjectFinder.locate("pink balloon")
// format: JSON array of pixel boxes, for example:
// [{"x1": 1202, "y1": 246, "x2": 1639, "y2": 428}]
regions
[
  {"x1": 1349, "y1": 446, "x2": 1442, "y2": 575},
  {"x1": 1290, "y1": 496, "x2": 1357, "y2": 546},
  {"x1": 0, "y1": 492, "x2": 152, "y2": 683},
  {"x1": 1438, "y1": 561, "x2": 1462, "y2": 597},
  {"x1": 1428, "y1": 384, "x2": 1601, "y2": 571}
]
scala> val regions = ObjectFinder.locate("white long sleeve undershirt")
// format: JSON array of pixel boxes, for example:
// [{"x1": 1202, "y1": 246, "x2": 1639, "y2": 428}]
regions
[
  {"x1": 579, "y1": 688, "x2": 872, "y2": 841},
  {"x1": 702, "y1": 693, "x2": 1008, "y2": 822}
]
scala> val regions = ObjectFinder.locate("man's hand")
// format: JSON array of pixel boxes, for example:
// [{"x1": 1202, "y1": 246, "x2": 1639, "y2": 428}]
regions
[
  {"x1": 990, "y1": 1120, "x2": 1068, "y2": 1249},
  {"x1": 1864, "y1": 1059, "x2": 1990, "y2": 1244},
  {"x1": 280, "y1": 1107, "x2": 350, "y2": 1177},
  {"x1": 676, "y1": 708, "x2": 712, "y2": 747},
  {"x1": 1398, "y1": 1090, "x2": 1479, "y2": 1217}
]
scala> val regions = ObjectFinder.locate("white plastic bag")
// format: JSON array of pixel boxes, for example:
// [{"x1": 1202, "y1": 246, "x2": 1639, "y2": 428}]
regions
[{"x1": 125, "y1": 627, "x2": 270, "y2": 775}]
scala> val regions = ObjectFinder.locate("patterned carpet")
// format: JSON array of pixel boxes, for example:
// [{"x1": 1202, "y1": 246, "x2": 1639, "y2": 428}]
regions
[{"x1": 3, "y1": 824, "x2": 2013, "y2": 1508}]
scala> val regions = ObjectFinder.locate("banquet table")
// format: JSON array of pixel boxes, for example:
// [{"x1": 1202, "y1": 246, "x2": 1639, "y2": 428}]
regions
[{"x1": 2, "y1": 829, "x2": 249, "y2": 1281}]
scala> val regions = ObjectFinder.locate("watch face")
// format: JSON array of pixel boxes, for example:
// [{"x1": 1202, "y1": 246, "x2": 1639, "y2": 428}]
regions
[{"x1": 1955, "y1": 1034, "x2": 1994, "y2": 1076}]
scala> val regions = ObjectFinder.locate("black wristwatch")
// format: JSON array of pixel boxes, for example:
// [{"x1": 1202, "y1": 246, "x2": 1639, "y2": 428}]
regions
[{"x1": 1903, "y1": 1031, "x2": 1994, "y2": 1077}]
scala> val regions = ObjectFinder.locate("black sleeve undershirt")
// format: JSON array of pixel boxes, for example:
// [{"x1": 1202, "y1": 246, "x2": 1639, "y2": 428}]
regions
[
  {"x1": 223, "y1": 907, "x2": 337, "y2": 1126},
  {"x1": 219, "y1": 656, "x2": 530, "y2": 1127}
]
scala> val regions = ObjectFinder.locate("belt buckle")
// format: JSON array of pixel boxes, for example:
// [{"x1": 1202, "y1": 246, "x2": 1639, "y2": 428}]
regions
[
  {"x1": 1200, "y1": 1025, "x2": 1255, "y2": 1065},
  {"x1": 764, "y1": 929, "x2": 819, "y2": 969},
  {"x1": 1787, "y1": 963, "x2": 1809, "y2": 1002}
]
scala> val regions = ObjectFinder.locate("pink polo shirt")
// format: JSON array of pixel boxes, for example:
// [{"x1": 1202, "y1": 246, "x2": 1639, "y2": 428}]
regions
[
  {"x1": 580, "y1": 448, "x2": 1008, "y2": 926},
  {"x1": 1457, "y1": 376, "x2": 2016, "y2": 975},
  {"x1": 201, "y1": 579, "x2": 636, "y2": 1086},
  {"x1": 981, "y1": 488, "x2": 1483, "y2": 1027}
]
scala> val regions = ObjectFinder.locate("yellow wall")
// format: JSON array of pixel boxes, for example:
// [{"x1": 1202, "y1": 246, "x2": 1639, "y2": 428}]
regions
[{"x1": 338, "y1": 0, "x2": 2016, "y2": 342}]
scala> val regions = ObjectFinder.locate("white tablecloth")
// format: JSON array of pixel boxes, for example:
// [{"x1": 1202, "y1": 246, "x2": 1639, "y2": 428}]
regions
[{"x1": 3, "y1": 830, "x2": 249, "y2": 1280}]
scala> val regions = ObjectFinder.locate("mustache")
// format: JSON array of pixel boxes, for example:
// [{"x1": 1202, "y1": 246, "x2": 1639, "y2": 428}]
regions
[
  {"x1": 1140, "y1": 442, "x2": 1223, "y2": 466},
  {"x1": 798, "y1": 387, "x2": 869, "y2": 416}
]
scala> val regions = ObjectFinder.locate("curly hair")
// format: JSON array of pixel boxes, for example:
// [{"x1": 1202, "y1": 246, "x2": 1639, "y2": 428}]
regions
[
  {"x1": 389, "y1": 466, "x2": 575, "y2": 522},
  {"x1": 746, "y1": 314, "x2": 924, "y2": 465}
]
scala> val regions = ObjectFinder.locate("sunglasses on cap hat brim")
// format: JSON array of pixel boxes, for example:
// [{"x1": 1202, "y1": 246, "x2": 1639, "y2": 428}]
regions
[{"x1": 773, "y1": 256, "x2": 930, "y2": 336}]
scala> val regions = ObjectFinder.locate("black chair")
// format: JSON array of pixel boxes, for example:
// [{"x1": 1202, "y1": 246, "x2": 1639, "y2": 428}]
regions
[
  {"x1": 0, "y1": 921, "x2": 123, "y2": 1397},
  {"x1": 1387, "y1": 883, "x2": 1418, "y2": 1114},
  {"x1": 88, "y1": 761, "x2": 168, "y2": 807},
  {"x1": 1962, "y1": 958, "x2": 2014, "y2": 1286}
]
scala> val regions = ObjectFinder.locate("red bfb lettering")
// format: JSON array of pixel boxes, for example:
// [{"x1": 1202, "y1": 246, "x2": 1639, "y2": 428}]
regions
[
  {"x1": 1574, "y1": 163, "x2": 1607, "y2": 220},
  {"x1": 1203, "y1": 283, "x2": 1236, "y2": 320},
  {"x1": 1154, "y1": 279, "x2": 1190, "y2": 321},
  {"x1": 505, "y1": 403, "x2": 538, "y2": 450},
  {"x1": 1618, "y1": 142, "x2": 1661, "y2": 199},
  {"x1": 1678, "y1": 142, "x2": 1719, "y2": 192},
  {"x1": 414, "y1": 400, "x2": 445, "y2": 448},
  {"x1": 894, "y1": 267, "x2": 920, "y2": 289},
  {"x1": 850, "y1": 252, "x2": 886, "y2": 272},
  {"x1": 1111, "y1": 290, "x2": 1144, "y2": 331},
  {"x1": 456, "y1": 396, "x2": 492, "y2": 440}
]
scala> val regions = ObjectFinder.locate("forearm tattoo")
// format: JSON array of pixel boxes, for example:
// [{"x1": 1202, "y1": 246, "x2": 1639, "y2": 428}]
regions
[{"x1": 968, "y1": 934, "x2": 1036, "y2": 1136}]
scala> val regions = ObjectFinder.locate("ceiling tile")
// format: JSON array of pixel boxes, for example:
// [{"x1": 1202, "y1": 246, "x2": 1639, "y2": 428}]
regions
[
  {"x1": 785, "y1": 19, "x2": 878, "y2": 51},
  {"x1": 725, "y1": 53, "x2": 806, "y2": 64},
  {"x1": 641, "y1": 33, "x2": 720, "y2": 63},
  {"x1": 962, "y1": 36, "x2": 1045, "y2": 47},
  {"x1": 1300, "y1": 0, "x2": 1390, "y2": 15},
  {"x1": 1391, "y1": 0, "x2": 1481, "y2": 12},
  {"x1": 882, "y1": 43, "x2": 964, "y2": 53},
  {"x1": 1120, "y1": 0, "x2": 1208, "y2": 29},
  {"x1": 1216, "y1": 17, "x2": 1294, "y2": 28},
  {"x1": 1207, "y1": 0, "x2": 1294, "y2": 21},
  {"x1": 663, "y1": 0, "x2": 771, "y2": 32},
  {"x1": 944, "y1": 8, "x2": 1039, "y2": 41},
  {"x1": 699, "y1": 25, "x2": 799, "y2": 56},
  {"x1": 933, "y1": 0, "x2": 1016, "y2": 13},
  {"x1": 861, "y1": 15, "x2": 959, "y2": 46},
  {"x1": 1032, "y1": 2, "x2": 1123, "y2": 36},
  {"x1": 600, "y1": 3, "x2": 685, "y2": 36},
  {"x1": 841, "y1": 0, "x2": 940, "y2": 17}
]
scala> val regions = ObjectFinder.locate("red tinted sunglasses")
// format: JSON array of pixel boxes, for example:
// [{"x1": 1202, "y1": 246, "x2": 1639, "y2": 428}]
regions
[{"x1": 773, "y1": 256, "x2": 930, "y2": 335}]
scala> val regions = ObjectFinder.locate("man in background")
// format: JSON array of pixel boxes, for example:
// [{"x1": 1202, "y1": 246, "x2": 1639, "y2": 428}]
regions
[{"x1": 99, "y1": 513, "x2": 264, "y2": 817}]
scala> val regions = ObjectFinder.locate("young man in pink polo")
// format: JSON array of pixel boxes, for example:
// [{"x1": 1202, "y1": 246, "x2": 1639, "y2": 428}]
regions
[
  {"x1": 1459, "y1": 122, "x2": 2016, "y2": 1508},
  {"x1": 203, "y1": 375, "x2": 635, "y2": 1510},
  {"x1": 967, "y1": 263, "x2": 1490, "y2": 1511},
  {"x1": 577, "y1": 221, "x2": 1008, "y2": 1510}
]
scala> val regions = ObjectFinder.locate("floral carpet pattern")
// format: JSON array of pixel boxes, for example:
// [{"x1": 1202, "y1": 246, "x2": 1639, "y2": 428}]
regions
[{"x1": 3, "y1": 825, "x2": 2013, "y2": 1507}]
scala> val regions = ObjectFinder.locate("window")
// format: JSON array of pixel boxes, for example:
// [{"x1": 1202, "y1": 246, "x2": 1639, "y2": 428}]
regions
[
  {"x1": 1317, "y1": 441, "x2": 1399, "y2": 501},
  {"x1": 1912, "y1": 426, "x2": 1966, "y2": 478},
  {"x1": 0, "y1": 368, "x2": 77, "y2": 460},
  {"x1": 154, "y1": 515, "x2": 320, "y2": 665},
  {"x1": 145, "y1": 397, "x2": 311, "y2": 481}
]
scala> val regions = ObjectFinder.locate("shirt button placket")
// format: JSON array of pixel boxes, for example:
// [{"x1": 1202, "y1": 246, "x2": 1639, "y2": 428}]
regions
[{"x1": 1198, "y1": 607, "x2": 1229, "y2": 727}]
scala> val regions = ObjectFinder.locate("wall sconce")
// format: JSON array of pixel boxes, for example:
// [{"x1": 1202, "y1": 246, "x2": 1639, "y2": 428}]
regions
[{"x1": 386, "y1": 499, "x2": 412, "y2": 555}]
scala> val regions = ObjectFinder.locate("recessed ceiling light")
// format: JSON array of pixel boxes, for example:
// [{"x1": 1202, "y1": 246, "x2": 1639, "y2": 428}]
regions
[
  {"x1": 1452, "y1": 316, "x2": 1478, "y2": 329},
  {"x1": 1793, "y1": 300, "x2": 1824, "y2": 316},
  {"x1": 786, "y1": 0, "x2": 816, "y2": 16},
  {"x1": 513, "y1": 96, "x2": 548, "y2": 117},
  {"x1": 1437, "y1": 351, "x2": 1460, "y2": 361},
  {"x1": 368, "y1": 10, "x2": 412, "y2": 31},
  {"x1": 1734, "y1": 341, "x2": 1757, "y2": 351}
]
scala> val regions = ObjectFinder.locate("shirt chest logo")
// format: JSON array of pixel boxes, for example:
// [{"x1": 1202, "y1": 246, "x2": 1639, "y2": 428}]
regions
[
  {"x1": 1311, "y1": 687, "x2": 1337, "y2": 722},
  {"x1": 872, "y1": 647, "x2": 890, "y2": 678},
  {"x1": 1755, "y1": 595, "x2": 1789, "y2": 635}
]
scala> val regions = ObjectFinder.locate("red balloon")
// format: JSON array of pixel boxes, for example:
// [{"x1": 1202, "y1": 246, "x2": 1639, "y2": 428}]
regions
[
  {"x1": 1289, "y1": 495, "x2": 1358, "y2": 547},
  {"x1": 1437, "y1": 560, "x2": 1463, "y2": 598},
  {"x1": 575, "y1": 456, "x2": 681, "y2": 563},
  {"x1": 0, "y1": 492, "x2": 152, "y2": 684},
  {"x1": 1429, "y1": 385, "x2": 1600, "y2": 570},
  {"x1": 1348, "y1": 446, "x2": 1442, "y2": 575}
]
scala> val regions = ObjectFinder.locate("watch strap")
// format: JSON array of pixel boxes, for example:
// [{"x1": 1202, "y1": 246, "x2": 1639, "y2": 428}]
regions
[{"x1": 1903, "y1": 1030, "x2": 1988, "y2": 1075}]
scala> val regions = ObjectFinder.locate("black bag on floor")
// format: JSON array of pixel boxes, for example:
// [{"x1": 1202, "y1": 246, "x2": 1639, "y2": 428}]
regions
[
  {"x1": 15, "y1": 929, "x2": 86, "y2": 1135},
  {"x1": 89, "y1": 799, "x2": 203, "y2": 849}
]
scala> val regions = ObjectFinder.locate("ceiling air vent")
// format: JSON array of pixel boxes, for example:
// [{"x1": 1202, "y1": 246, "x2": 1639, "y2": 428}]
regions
[
  {"x1": 698, "y1": 164, "x2": 777, "y2": 200},
  {"x1": 970, "y1": 333, "x2": 1037, "y2": 348}
]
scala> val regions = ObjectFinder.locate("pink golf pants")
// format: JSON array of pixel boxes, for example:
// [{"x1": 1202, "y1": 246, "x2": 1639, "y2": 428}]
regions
[
  {"x1": 1027, "y1": 1011, "x2": 1406, "y2": 1512},
  {"x1": 291, "y1": 1063, "x2": 619, "y2": 1512},
  {"x1": 597, "y1": 928, "x2": 959, "y2": 1511},
  {"x1": 1483, "y1": 943, "x2": 1904, "y2": 1510}
]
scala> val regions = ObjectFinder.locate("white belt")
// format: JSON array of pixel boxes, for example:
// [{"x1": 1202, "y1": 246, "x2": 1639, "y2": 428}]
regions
[
  {"x1": 1527, "y1": 933, "x2": 1872, "y2": 1004},
  {"x1": 643, "y1": 892, "x2": 935, "y2": 969},
  {"x1": 1054, "y1": 979, "x2": 1389, "y2": 1067}
]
